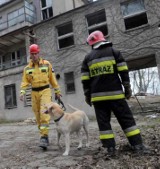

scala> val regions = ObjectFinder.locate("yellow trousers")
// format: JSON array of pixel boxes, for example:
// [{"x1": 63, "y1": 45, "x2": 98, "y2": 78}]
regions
[{"x1": 31, "y1": 88, "x2": 51, "y2": 136}]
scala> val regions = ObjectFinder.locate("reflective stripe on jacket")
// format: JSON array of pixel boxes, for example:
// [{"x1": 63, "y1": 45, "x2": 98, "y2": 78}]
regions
[
  {"x1": 20, "y1": 58, "x2": 60, "y2": 94},
  {"x1": 81, "y1": 45, "x2": 130, "y2": 102}
]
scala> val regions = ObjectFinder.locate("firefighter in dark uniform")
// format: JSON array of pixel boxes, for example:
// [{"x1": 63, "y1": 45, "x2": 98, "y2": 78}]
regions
[
  {"x1": 81, "y1": 31, "x2": 148, "y2": 155},
  {"x1": 20, "y1": 44, "x2": 61, "y2": 149}
]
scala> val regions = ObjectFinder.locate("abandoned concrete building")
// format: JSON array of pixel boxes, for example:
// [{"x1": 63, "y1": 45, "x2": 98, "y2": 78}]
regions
[{"x1": 0, "y1": 0, "x2": 160, "y2": 121}]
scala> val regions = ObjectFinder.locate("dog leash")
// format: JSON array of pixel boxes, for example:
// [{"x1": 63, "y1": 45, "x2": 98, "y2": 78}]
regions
[{"x1": 55, "y1": 97, "x2": 66, "y2": 111}]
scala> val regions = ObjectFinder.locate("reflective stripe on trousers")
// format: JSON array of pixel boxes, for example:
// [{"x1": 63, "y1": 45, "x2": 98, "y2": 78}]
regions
[
  {"x1": 93, "y1": 100, "x2": 143, "y2": 147},
  {"x1": 99, "y1": 130, "x2": 115, "y2": 139},
  {"x1": 124, "y1": 126, "x2": 141, "y2": 137},
  {"x1": 40, "y1": 124, "x2": 49, "y2": 136}
]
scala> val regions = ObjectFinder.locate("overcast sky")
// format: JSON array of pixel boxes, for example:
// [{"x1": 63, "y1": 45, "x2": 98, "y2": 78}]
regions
[{"x1": 0, "y1": 0, "x2": 11, "y2": 5}]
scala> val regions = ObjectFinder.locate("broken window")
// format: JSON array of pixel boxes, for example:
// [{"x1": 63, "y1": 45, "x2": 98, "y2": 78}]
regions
[
  {"x1": 0, "y1": 47, "x2": 27, "y2": 70},
  {"x1": 4, "y1": 84, "x2": 17, "y2": 109},
  {"x1": 11, "y1": 50, "x2": 21, "y2": 66},
  {"x1": 86, "y1": 9, "x2": 108, "y2": 36},
  {"x1": 64, "y1": 72, "x2": 75, "y2": 93},
  {"x1": 121, "y1": 0, "x2": 148, "y2": 30},
  {"x1": 41, "y1": 0, "x2": 53, "y2": 20},
  {"x1": 57, "y1": 22, "x2": 74, "y2": 49},
  {"x1": 25, "y1": 1, "x2": 35, "y2": 23}
]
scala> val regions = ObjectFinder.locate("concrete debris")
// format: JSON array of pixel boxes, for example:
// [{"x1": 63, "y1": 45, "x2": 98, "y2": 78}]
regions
[{"x1": 23, "y1": 117, "x2": 36, "y2": 124}]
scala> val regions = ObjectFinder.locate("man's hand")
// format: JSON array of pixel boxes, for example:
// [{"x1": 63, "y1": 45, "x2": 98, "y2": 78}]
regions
[
  {"x1": 19, "y1": 94, "x2": 24, "y2": 102},
  {"x1": 125, "y1": 87, "x2": 132, "y2": 100},
  {"x1": 55, "y1": 93, "x2": 66, "y2": 111},
  {"x1": 55, "y1": 93, "x2": 62, "y2": 100},
  {"x1": 85, "y1": 96, "x2": 92, "y2": 106},
  {"x1": 123, "y1": 82, "x2": 132, "y2": 100}
]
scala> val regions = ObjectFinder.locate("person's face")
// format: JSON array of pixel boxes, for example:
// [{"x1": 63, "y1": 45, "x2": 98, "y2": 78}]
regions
[{"x1": 30, "y1": 52, "x2": 39, "y2": 63}]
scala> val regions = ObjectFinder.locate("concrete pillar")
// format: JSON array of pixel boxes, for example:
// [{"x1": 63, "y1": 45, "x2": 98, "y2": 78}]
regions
[{"x1": 155, "y1": 51, "x2": 160, "y2": 80}]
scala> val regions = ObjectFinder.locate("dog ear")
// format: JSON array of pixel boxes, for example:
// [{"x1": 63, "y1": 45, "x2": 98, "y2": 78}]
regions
[
  {"x1": 48, "y1": 106, "x2": 52, "y2": 111},
  {"x1": 47, "y1": 104, "x2": 54, "y2": 112},
  {"x1": 43, "y1": 109, "x2": 49, "y2": 114}
]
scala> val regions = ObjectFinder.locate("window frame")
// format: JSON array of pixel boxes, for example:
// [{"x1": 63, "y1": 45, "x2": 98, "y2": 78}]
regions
[
  {"x1": 0, "y1": 16, "x2": 2, "y2": 23},
  {"x1": 0, "y1": 48, "x2": 27, "y2": 71},
  {"x1": 86, "y1": 9, "x2": 108, "y2": 36},
  {"x1": 11, "y1": 50, "x2": 21, "y2": 66},
  {"x1": 121, "y1": 0, "x2": 148, "y2": 30},
  {"x1": 64, "y1": 72, "x2": 76, "y2": 94},
  {"x1": 56, "y1": 21, "x2": 75, "y2": 50},
  {"x1": 4, "y1": 84, "x2": 17, "y2": 109},
  {"x1": 24, "y1": 86, "x2": 32, "y2": 107},
  {"x1": 40, "y1": 0, "x2": 53, "y2": 20},
  {"x1": 0, "y1": 56, "x2": 2, "y2": 70},
  {"x1": 7, "y1": 7, "x2": 26, "y2": 27}
]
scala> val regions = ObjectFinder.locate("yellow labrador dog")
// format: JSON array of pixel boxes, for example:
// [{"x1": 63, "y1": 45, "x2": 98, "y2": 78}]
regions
[{"x1": 44, "y1": 102, "x2": 90, "y2": 156}]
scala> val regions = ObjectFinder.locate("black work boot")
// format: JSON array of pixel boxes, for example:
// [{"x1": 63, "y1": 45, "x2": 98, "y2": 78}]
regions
[
  {"x1": 39, "y1": 136, "x2": 49, "y2": 150},
  {"x1": 131, "y1": 144, "x2": 150, "y2": 155},
  {"x1": 107, "y1": 147, "x2": 116, "y2": 156}
]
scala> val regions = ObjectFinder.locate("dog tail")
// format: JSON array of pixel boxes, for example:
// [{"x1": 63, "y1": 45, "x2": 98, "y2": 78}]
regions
[{"x1": 67, "y1": 104, "x2": 79, "y2": 111}]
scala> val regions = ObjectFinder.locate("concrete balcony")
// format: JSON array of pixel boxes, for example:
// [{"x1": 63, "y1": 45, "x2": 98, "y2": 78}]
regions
[{"x1": 0, "y1": 14, "x2": 35, "y2": 37}]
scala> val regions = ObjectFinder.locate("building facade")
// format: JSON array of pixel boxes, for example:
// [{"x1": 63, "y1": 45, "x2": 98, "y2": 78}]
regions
[
  {"x1": 0, "y1": 0, "x2": 160, "y2": 121},
  {"x1": 0, "y1": 0, "x2": 86, "y2": 121}
]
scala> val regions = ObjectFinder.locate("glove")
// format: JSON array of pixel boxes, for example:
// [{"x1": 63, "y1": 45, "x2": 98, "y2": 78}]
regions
[
  {"x1": 123, "y1": 82, "x2": 132, "y2": 100},
  {"x1": 19, "y1": 93, "x2": 24, "y2": 102},
  {"x1": 85, "y1": 96, "x2": 92, "y2": 106},
  {"x1": 55, "y1": 93, "x2": 62, "y2": 100},
  {"x1": 124, "y1": 87, "x2": 132, "y2": 100}
]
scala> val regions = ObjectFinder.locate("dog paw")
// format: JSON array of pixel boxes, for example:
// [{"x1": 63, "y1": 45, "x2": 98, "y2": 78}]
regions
[
  {"x1": 86, "y1": 143, "x2": 90, "y2": 148},
  {"x1": 77, "y1": 146, "x2": 82, "y2": 150},
  {"x1": 63, "y1": 152, "x2": 69, "y2": 156}
]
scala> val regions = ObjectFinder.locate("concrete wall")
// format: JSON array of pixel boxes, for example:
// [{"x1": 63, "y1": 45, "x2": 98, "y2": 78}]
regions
[{"x1": 53, "y1": 0, "x2": 85, "y2": 16}]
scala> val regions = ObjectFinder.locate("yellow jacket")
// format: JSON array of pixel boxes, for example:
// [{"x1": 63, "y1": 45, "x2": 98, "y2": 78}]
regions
[{"x1": 20, "y1": 58, "x2": 60, "y2": 94}]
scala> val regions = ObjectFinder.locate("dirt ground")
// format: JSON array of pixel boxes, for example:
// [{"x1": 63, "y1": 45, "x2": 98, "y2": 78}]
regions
[{"x1": 0, "y1": 111, "x2": 159, "y2": 169}]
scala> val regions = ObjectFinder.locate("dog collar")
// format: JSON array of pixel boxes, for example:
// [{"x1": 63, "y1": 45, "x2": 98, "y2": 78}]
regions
[{"x1": 54, "y1": 113, "x2": 64, "y2": 122}]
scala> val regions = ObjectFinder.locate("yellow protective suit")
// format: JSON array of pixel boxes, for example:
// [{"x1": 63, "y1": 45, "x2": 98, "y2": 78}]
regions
[{"x1": 20, "y1": 58, "x2": 60, "y2": 136}]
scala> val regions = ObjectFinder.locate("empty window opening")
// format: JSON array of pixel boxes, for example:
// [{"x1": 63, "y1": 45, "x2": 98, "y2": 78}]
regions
[
  {"x1": 41, "y1": 0, "x2": 53, "y2": 20},
  {"x1": 121, "y1": 0, "x2": 148, "y2": 30},
  {"x1": 86, "y1": 9, "x2": 108, "y2": 36},
  {"x1": 57, "y1": 22, "x2": 74, "y2": 49},
  {"x1": 4, "y1": 84, "x2": 17, "y2": 109},
  {"x1": 64, "y1": 72, "x2": 75, "y2": 93}
]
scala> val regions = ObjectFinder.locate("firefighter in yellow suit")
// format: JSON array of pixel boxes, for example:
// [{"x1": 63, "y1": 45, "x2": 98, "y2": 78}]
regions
[{"x1": 20, "y1": 44, "x2": 61, "y2": 149}]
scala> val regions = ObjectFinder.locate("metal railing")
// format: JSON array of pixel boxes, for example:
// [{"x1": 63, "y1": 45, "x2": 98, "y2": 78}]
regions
[{"x1": 0, "y1": 2, "x2": 36, "y2": 31}]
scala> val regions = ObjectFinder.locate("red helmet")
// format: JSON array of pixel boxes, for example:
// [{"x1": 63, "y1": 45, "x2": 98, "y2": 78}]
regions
[
  {"x1": 29, "y1": 44, "x2": 40, "y2": 53},
  {"x1": 87, "y1": 31, "x2": 106, "y2": 46}
]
